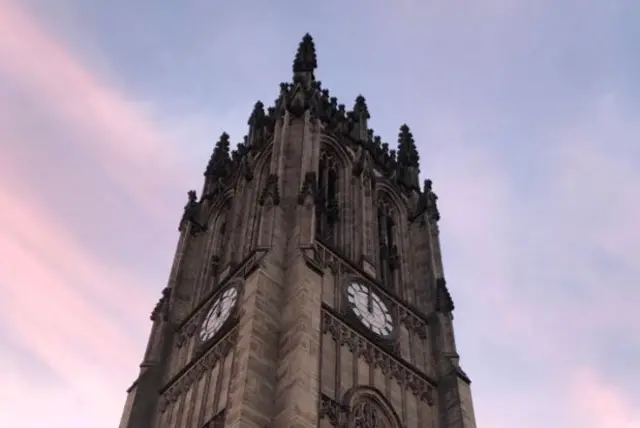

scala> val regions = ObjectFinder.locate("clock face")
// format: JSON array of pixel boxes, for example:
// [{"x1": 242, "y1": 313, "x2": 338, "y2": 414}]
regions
[
  {"x1": 347, "y1": 282, "x2": 393, "y2": 336},
  {"x1": 200, "y1": 286, "x2": 238, "y2": 342}
]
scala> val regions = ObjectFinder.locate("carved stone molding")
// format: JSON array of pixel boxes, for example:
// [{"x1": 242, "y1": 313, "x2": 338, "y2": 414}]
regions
[
  {"x1": 321, "y1": 311, "x2": 434, "y2": 405},
  {"x1": 314, "y1": 242, "x2": 428, "y2": 339},
  {"x1": 319, "y1": 394, "x2": 349, "y2": 426},
  {"x1": 174, "y1": 249, "x2": 268, "y2": 346},
  {"x1": 298, "y1": 171, "x2": 318, "y2": 205},
  {"x1": 259, "y1": 173, "x2": 281, "y2": 206},
  {"x1": 159, "y1": 328, "x2": 237, "y2": 412}
]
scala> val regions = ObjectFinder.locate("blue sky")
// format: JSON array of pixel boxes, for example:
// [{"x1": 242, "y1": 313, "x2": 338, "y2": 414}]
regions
[{"x1": 0, "y1": 0, "x2": 638, "y2": 427}]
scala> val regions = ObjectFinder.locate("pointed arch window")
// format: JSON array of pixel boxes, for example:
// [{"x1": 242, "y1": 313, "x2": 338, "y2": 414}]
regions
[
  {"x1": 316, "y1": 149, "x2": 340, "y2": 245},
  {"x1": 377, "y1": 195, "x2": 399, "y2": 289}
]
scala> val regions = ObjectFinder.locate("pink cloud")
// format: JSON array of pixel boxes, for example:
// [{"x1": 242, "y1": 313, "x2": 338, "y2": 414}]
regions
[
  {"x1": 0, "y1": 0, "x2": 190, "y2": 217},
  {"x1": 568, "y1": 367, "x2": 640, "y2": 428},
  {"x1": 0, "y1": 3, "x2": 188, "y2": 427},
  {"x1": 0, "y1": 165, "x2": 157, "y2": 427}
]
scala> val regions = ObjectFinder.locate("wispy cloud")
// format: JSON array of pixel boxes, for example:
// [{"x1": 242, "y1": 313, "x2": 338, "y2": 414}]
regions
[
  {"x1": 425, "y1": 92, "x2": 640, "y2": 427},
  {"x1": 0, "y1": 1, "x2": 190, "y2": 216}
]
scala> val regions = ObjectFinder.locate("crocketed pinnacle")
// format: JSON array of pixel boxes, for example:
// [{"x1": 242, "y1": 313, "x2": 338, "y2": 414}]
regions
[
  {"x1": 353, "y1": 95, "x2": 370, "y2": 119},
  {"x1": 396, "y1": 124, "x2": 420, "y2": 168},
  {"x1": 248, "y1": 101, "x2": 266, "y2": 126},
  {"x1": 293, "y1": 33, "x2": 317, "y2": 73},
  {"x1": 205, "y1": 132, "x2": 232, "y2": 177}
]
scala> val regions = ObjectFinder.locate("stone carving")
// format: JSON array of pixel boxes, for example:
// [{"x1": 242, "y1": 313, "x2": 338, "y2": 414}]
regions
[
  {"x1": 435, "y1": 277, "x2": 455, "y2": 313},
  {"x1": 352, "y1": 400, "x2": 381, "y2": 428},
  {"x1": 259, "y1": 173, "x2": 281, "y2": 206},
  {"x1": 321, "y1": 311, "x2": 434, "y2": 405},
  {"x1": 180, "y1": 190, "x2": 207, "y2": 236},
  {"x1": 319, "y1": 395, "x2": 349, "y2": 426},
  {"x1": 314, "y1": 242, "x2": 428, "y2": 339},
  {"x1": 174, "y1": 249, "x2": 267, "y2": 348},
  {"x1": 158, "y1": 328, "x2": 237, "y2": 412},
  {"x1": 150, "y1": 287, "x2": 171, "y2": 322},
  {"x1": 297, "y1": 171, "x2": 318, "y2": 206}
]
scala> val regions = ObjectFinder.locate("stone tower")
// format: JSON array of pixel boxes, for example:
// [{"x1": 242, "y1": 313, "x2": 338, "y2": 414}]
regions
[{"x1": 118, "y1": 34, "x2": 478, "y2": 428}]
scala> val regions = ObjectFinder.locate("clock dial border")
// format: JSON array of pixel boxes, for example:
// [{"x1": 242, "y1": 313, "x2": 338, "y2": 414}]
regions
[
  {"x1": 199, "y1": 282, "x2": 240, "y2": 343},
  {"x1": 343, "y1": 278, "x2": 396, "y2": 339}
]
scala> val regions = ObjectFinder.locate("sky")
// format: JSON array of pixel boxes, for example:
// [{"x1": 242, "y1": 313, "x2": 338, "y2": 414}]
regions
[{"x1": 0, "y1": 0, "x2": 638, "y2": 427}]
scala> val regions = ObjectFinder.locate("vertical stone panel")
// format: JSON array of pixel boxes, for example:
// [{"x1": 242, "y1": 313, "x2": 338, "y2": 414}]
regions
[
  {"x1": 166, "y1": 399, "x2": 178, "y2": 428},
  {"x1": 321, "y1": 268, "x2": 336, "y2": 307},
  {"x1": 399, "y1": 325, "x2": 411, "y2": 362},
  {"x1": 202, "y1": 359, "x2": 221, "y2": 423},
  {"x1": 217, "y1": 352, "x2": 234, "y2": 412},
  {"x1": 356, "y1": 355, "x2": 369, "y2": 386},
  {"x1": 190, "y1": 374, "x2": 206, "y2": 428},
  {"x1": 389, "y1": 380, "x2": 403, "y2": 425},
  {"x1": 320, "y1": 332, "x2": 337, "y2": 399},
  {"x1": 405, "y1": 390, "x2": 418, "y2": 428},
  {"x1": 339, "y1": 346, "x2": 354, "y2": 397},
  {"x1": 178, "y1": 384, "x2": 193, "y2": 427},
  {"x1": 373, "y1": 366, "x2": 386, "y2": 394}
]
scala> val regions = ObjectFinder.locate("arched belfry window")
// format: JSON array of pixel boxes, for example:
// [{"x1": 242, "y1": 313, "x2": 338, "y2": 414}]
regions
[
  {"x1": 316, "y1": 148, "x2": 340, "y2": 245},
  {"x1": 377, "y1": 194, "x2": 399, "y2": 289}
]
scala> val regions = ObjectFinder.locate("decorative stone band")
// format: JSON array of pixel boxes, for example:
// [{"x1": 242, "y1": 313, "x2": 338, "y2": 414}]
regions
[
  {"x1": 173, "y1": 249, "x2": 268, "y2": 347},
  {"x1": 311, "y1": 241, "x2": 429, "y2": 338},
  {"x1": 322, "y1": 311, "x2": 435, "y2": 405},
  {"x1": 158, "y1": 328, "x2": 238, "y2": 412}
]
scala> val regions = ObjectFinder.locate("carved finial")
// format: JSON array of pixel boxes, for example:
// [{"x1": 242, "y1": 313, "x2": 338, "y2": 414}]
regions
[
  {"x1": 397, "y1": 124, "x2": 420, "y2": 168},
  {"x1": 248, "y1": 101, "x2": 265, "y2": 126},
  {"x1": 435, "y1": 277, "x2": 455, "y2": 313},
  {"x1": 293, "y1": 33, "x2": 317, "y2": 74},
  {"x1": 353, "y1": 95, "x2": 370, "y2": 119},
  {"x1": 205, "y1": 132, "x2": 232, "y2": 177},
  {"x1": 424, "y1": 179, "x2": 433, "y2": 193}
]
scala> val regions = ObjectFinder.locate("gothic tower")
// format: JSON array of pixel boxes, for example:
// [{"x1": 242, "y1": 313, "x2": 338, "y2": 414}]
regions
[{"x1": 118, "y1": 34, "x2": 478, "y2": 428}]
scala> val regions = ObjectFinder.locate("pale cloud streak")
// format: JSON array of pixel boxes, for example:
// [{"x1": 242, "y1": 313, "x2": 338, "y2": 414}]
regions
[
  {"x1": 0, "y1": 2, "x2": 188, "y2": 427},
  {"x1": 0, "y1": 0, "x2": 190, "y2": 217}
]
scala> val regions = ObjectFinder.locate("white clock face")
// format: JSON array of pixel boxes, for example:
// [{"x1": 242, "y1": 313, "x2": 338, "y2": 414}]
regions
[
  {"x1": 200, "y1": 287, "x2": 238, "y2": 342},
  {"x1": 347, "y1": 282, "x2": 393, "y2": 336}
]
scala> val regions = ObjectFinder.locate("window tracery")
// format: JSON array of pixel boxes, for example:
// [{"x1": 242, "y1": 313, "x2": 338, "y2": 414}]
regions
[
  {"x1": 352, "y1": 400, "x2": 381, "y2": 428},
  {"x1": 316, "y1": 148, "x2": 340, "y2": 246}
]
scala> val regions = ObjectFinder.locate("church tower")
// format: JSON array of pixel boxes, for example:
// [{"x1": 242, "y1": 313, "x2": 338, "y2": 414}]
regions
[{"x1": 118, "y1": 34, "x2": 478, "y2": 428}]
